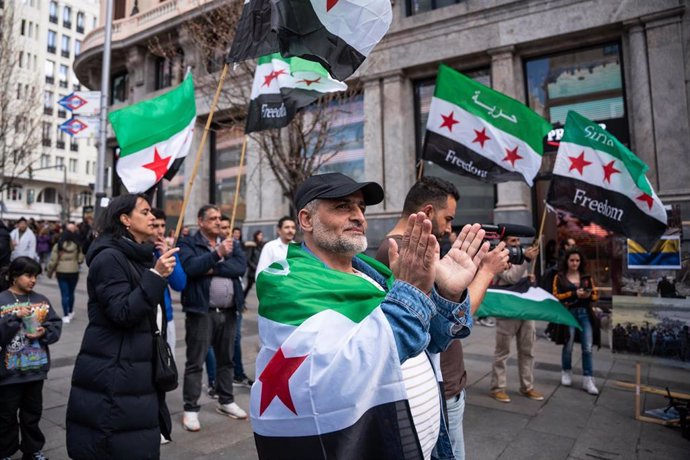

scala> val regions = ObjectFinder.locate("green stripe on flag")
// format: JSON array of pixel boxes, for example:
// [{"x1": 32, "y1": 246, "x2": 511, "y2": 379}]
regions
[
  {"x1": 434, "y1": 64, "x2": 551, "y2": 155},
  {"x1": 561, "y1": 111, "x2": 652, "y2": 195},
  {"x1": 258, "y1": 53, "x2": 332, "y2": 77},
  {"x1": 109, "y1": 75, "x2": 196, "y2": 157}
]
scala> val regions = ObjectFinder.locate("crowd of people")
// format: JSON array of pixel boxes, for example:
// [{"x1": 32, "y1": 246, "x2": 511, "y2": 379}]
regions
[
  {"x1": 0, "y1": 171, "x2": 676, "y2": 460},
  {"x1": 612, "y1": 320, "x2": 690, "y2": 360}
]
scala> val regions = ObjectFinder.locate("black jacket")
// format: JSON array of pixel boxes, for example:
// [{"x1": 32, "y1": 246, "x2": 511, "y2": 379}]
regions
[
  {"x1": 178, "y1": 231, "x2": 247, "y2": 314},
  {"x1": 0, "y1": 221, "x2": 11, "y2": 269},
  {"x1": 66, "y1": 235, "x2": 168, "y2": 460}
]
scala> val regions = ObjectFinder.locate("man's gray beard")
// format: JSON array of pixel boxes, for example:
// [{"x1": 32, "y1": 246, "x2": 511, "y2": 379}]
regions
[{"x1": 312, "y1": 215, "x2": 368, "y2": 255}]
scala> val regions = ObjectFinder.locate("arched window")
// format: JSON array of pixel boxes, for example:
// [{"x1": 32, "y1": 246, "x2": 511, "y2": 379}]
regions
[{"x1": 37, "y1": 187, "x2": 58, "y2": 204}]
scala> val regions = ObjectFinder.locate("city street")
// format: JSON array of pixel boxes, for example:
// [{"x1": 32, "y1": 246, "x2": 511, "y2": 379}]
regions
[{"x1": 32, "y1": 273, "x2": 689, "y2": 460}]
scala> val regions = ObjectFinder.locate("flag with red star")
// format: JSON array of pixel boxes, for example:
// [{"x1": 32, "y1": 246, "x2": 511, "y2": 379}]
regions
[
  {"x1": 246, "y1": 53, "x2": 346, "y2": 134},
  {"x1": 251, "y1": 244, "x2": 421, "y2": 459},
  {"x1": 422, "y1": 64, "x2": 551, "y2": 186},
  {"x1": 109, "y1": 75, "x2": 196, "y2": 193},
  {"x1": 227, "y1": 0, "x2": 392, "y2": 81},
  {"x1": 547, "y1": 111, "x2": 667, "y2": 248}
]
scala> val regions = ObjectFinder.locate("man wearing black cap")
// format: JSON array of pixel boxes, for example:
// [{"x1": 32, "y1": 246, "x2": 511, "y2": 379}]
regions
[{"x1": 249, "y1": 173, "x2": 488, "y2": 460}]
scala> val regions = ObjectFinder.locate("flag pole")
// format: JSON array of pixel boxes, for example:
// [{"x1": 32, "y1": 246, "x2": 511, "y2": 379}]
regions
[
  {"x1": 416, "y1": 160, "x2": 424, "y2": 181},
  {"x1": 229, "y1": 135, "x2": 248, "y2": 232},
  {"x1": 173, "y1": 63, "x2": 230, "y2": 244},
  {"x1": 531, "y1": 202, "x2": 549, "y2": 276}
]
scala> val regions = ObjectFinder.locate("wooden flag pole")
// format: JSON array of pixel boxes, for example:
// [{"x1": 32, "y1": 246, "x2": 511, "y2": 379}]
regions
[
  {"x1": 416, "y1": 160, "x2": 424, "y2": 181},
  {"x1": 531, "y1": 202, "x2": 549, "y2": 276},
  {"x1": 229, "y1": 135, "x2": 248, "y2": 232},
  {"x1": 173, "y1": 63, "x2": 229, "y2": 244}
]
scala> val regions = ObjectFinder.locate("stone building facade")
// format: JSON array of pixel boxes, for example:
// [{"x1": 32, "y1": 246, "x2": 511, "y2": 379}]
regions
[{"x1": 75, "y1": 0, "x2": 690, "y2": 290}]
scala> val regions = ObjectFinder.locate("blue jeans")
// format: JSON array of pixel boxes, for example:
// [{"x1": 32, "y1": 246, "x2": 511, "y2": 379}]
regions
[
  {"x1": 206, "y1": 346, "x2": 216, "y2": 386},
  {"x1": 56, "y1": 274, "x2": 78, "y2": 317},
  {"x1": 446, "y1": 389, "x2": 466, "y2": 460},
  {"x1": 233, "y1": 312, "x2": 245, "y2": 379},
  {"x1": 562, "y1": 307, "x2": 593, "y2": 376}
]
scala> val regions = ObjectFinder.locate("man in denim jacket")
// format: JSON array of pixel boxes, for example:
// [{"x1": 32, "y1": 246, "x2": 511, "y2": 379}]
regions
[{"x1": 251, "y1": 173, "x2": 488, "y2": 460}]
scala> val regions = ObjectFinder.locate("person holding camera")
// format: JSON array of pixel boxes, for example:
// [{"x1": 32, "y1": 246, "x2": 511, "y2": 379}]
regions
[
  {"x1": 489, "y1": 235, "x2": 543, "y2": 403},
  {"x1": 552, "y1": 248, "x2": 600, "y2": 395}
]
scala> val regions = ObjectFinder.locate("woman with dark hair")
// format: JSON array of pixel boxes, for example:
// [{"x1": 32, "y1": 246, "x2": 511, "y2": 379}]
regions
[
  {"x1": 66, "y1": 194, "x2": 180, "y2": 459},
  {"x1": 0, "y1": 257, "x2": 62, "y2": 460},
  {"x1": 46, "y1": 223, "x2": 84, "y2": 323},
  {"x1": 552, "y1": 248, "x2": 600, "y2": 395}
]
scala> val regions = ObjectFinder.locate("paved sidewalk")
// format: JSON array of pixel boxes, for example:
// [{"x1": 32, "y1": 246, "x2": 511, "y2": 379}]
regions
[{"x1": 26, "y1": 274, "x2": 690, "y2": 459}]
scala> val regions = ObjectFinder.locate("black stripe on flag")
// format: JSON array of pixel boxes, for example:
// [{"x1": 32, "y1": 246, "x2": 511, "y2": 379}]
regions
[
  {"x1": 422, "y1": 131, "x2": 525, "y2": 184},
  {"x1": 254, "y1": 400, "x2": 423, "y2": 460},
  {"x1": 547, "y1": 175, "x2": 667, "y2": 245},
  {"x1": 245, "y1": 93, "x2": 298, "y2": 134},
  {"x1": 272, "y1": 0, "x2": 365, "y2": 81},
  {"x1": 227, "y1": 0, "x2": 279, "y2": 63}
]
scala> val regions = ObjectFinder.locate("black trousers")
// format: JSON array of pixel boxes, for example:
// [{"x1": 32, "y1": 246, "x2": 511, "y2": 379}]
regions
[
  {"x1": 0, "y1": 380, "x2": 45, "y2": 457},
  {"x1": 183, "y1": 309, "x2": 237, "y2": 411}
]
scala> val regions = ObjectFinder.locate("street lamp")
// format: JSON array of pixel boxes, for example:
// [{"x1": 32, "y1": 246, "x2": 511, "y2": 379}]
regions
[{"x1": 28, "y1": 164, "x2": 69, "y2": 224}]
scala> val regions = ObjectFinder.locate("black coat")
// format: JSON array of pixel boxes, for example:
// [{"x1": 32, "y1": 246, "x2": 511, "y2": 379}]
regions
[{"x1": 66, "y1": 235, "x2": 168, "y2": 460}]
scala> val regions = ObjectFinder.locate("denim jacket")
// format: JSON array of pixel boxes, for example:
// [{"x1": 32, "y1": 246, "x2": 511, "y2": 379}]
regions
[{"x1": 303, "y1": 243, "x2": 471, "y2": 460}]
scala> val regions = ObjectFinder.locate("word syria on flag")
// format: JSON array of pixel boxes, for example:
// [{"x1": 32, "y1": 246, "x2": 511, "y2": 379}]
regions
[
  {"x1": 251, "y1": 245, "x2": 419, "y2": 458},
  {"x1": 109, "y1": 75, "x2": 196, "y2": 193},
  {"x1": 547, "y1": 111, "x2": 667, "y2": 247},
  {"x1": 227, "y1": 0, "x2": 392, "y2": 81},
  {"x1": 422, "y1": 65, "x2": 551, "y2": 186},
  {"x1": 475, "y1": 279, "x2": 580, "y2": 329},
  {"x1": 246, "y1": 53, "x2": 347, "y2": 134}
]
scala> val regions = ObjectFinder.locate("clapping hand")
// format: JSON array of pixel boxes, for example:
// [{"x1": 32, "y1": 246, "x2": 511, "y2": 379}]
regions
[
  {"x1": 435, "y1": 223, "x2": 490, "y2": 300},
  {"x1": 388, "y1": 213, "x2": 437, "y2": 295}
]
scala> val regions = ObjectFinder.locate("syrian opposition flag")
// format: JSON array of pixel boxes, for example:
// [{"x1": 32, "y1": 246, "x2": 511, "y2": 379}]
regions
[
  {"x1": 252, "y1": 244, "x2": 421, "y2": 459},
  {"x1": 547, "y1": 111, "x2": 667, "y2": 247},
  {"x1": 246, "y1": 53, "x2": 347, "y2": 134},
  {"x1": 422, "y1": 65, "x2": 552, "y2": 186},
  {"x1": 228, "y1": 0, "x2": 392, "y2": 81},
  {"x1": 109, "y1": 75, "x2": 196, "y2": 193},
  {"x1": 475, "y1": 279, "x2": 580, "y2": 329}
]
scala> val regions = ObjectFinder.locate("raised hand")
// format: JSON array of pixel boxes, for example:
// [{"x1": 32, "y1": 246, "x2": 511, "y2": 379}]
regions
[
  {"x1": 478, "y1": 241, "x2": 510, "y2": 277},
  {"x1": 217, "y1": 238, "x2": 233, "y2": 258},
  {"x1": 389, "y1": 212, "x2": 437, "y2": 295},
  {"x1": 436, "y1": 223, "x2": 490, "y2": 300},
  {"x1": 154, "y1": 247, "x2": 179, "y2": 277}
]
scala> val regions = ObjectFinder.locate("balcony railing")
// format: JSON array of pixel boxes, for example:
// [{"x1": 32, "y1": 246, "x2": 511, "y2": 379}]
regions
[
  {"x1": 63, "y1": 20, "x2": 71, "y2": 29},
  {"x1": 45, "y1": 76, "x2": 54, "y2": 84},
  {"x1": 42, "y1": 138, "x2": 52, "y2": 147},
  {"x1": 61, "y1": 50, "x2": 70, "y2": 58},
  {"x1": 70, "y1": 143, "x2": 79, "y2": 152},
  {"x1": 47, "y1": 45, "x2": 56, "y2": 54},
  {"x1": 43, "y1": 107, "x2": 53, "y2": 115},
  {"x1": 59, "y1": 80, "x2": 68, "y2": 88},
  {"x1": 56, "y1": 140, "x2": 65, "y2": 149},
  {"x1": 49, "y1": 15, "x2": 58, "y2": 24},
  {"x1": 58, "y1": 110, "x2": 66, "y2": 118}
]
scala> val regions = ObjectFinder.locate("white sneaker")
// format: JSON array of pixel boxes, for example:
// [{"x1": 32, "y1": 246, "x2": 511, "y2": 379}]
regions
[
  {"x1": 160, "y1": 433, "x2": 170, "y2": 445},
  {"x1": 216, "y1": 402, "x2": 248, "y2": 419},
  {"x1": 62, "y1": 316, "x2": 71, "y2": 324},
  {"x1": 69, "y1": 311, "x2": 75, "y2": 320},
  {"x1": 582, "y1": 376, "x2": 599, "y2": 395},
  {"x1": 182, "y1": 411, "x2": 201, "y2": 432},
  {"x1": 561, "y1": 370, "x2": 572, "y2": 386}
]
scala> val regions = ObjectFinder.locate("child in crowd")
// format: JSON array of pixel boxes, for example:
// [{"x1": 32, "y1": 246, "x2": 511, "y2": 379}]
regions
[{"x1": 0, "y1": 257, "x2": 62, "y2": 460}]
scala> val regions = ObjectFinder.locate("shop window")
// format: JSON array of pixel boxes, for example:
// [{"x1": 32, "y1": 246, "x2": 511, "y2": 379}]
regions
[{"x1": 413, "y1": 68, "x2": 495, "y2": 225}]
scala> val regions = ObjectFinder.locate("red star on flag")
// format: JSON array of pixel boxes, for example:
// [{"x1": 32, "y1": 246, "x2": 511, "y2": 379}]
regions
[
  {"x1": 602, "y1": 160, "x2": 621, "y2": 183},
  {"x1": 502, "y1": 146, "x2": 523, "y2": 167},
  {"x1": 262, "y1": 69, "x2": 287, "y2": 87},
  {"x1": 472, "y1": 128, "x2": 491, "y2": 148},
  {"x1": 568, "y1": 151, "x2": 592, "y2": 175},
  {"x1": 259, "y1": 347, "x2": 308, "y2": 415},
  {"x1": 142, "y1": 147, "x2": 171, "y2": 182},
  {"x1": 298, "y1": 77, "x2": 321, "y2": 86},
  {"x1": 440, "y1": 112, "x2": 459, "y2": 132},
  {"x1": 327, "y1": 0, "x2": 339, "y2": 12},
  {"x1": 636, "y1": 193, "x2": 654, "y2": 210}
]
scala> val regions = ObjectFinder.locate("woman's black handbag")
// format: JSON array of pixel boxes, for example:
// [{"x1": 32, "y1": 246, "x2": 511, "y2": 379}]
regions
[{"x1": 150, "y1": 315, "x2": 179, "y2": 393}]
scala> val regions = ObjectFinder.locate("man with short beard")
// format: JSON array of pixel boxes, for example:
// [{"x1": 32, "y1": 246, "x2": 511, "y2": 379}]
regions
[
  {"x1": 249, "y1": 173, "x2": 488, "y2": 460},
  {"x1": 254, "y1": 216, "x2": 296, "y2": 278}
]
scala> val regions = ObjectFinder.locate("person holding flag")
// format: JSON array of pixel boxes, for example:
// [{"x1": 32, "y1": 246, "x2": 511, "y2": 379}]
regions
[{"x1": 251, "y1": 172, "x2": 488, "y2": 459}]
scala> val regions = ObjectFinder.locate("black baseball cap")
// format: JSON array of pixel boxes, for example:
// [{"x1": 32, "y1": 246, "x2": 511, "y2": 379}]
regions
[{"x1": 294, "y1": 173, "x2": 384, "y2": 211}]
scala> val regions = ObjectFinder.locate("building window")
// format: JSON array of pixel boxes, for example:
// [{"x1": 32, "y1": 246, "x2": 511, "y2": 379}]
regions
[
  {"x1": 45, "y1": 60, "x2": 55, "y2": 85},
  {"x1": 407, "y1": 0, "x2": 461, "y2": 16},
  {"x1": 75, "y1": 39, "x2": 81, "y2": 56},
  {"x1": 21, "y1": 19, "x2": 26, "y2": 36},
  {"x1": 114, "y1": 0, "x2": 126, "y2": 20},
  {"x1": 110, "y1": 72, "x2": 128, "y2": 105},
  {"x1": 7, "y1": 187, "x2": 23, "y2": 202},
  {"x1": 42, "y1": 122, "x2": 52, "y2": 146},
  {"x1": 76, "y1": 12, "x2": 85, "y2": 33},
  {"x1": 59, "y1": 65, "x2": 69, "y2": 88},
  {"x1": 414, "y1": 68, "x2": 495, "y2": 224},
  {"x1": 40, "y1": 154, "x2": 51, "y2": 168},
  {"x1": 38, "y1": 187, "x2": 58, "y2": 204},
  {"x1": 44, "y1": 90, "x2": 54, "y2": 115},
  {"x1": 78, "y1": 191, "x2": 92, "y2": 207},
  {"x1": 212, "y1": 126, "x2": 246, "y2": 221},
  {"x1": 55, "y1": 156, "x2": 64, "y2": 167},
  {"x1": 49, "y1": 1, "x2": 58, "y2": 23},
  {"x1": 47, "y1": 30, "x2": 57, "y2": 54},
  {"x1": 61, "y1": 35, "x2": 70, "y2": 58},
  {"x1": 154, "y1": 57, "x2": 173, "y2": 90},
  {"x1": 70, "y1": 138, "x2": 79, "y2": 152},
  {"x1": 56, "y1": 128, "x2": 65, "y2": 149},
  {"x1": 63, "y1": 5, "x2": 72, "y2": 29},
  {"x1": 69, "y1": 158, "x2": 78, "y2": 173}
]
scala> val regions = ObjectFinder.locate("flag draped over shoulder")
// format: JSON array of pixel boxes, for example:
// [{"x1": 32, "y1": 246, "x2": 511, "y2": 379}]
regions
[
  {"x1": 246, "y1": 53, "x2": 347, "y2": 134},
  {"x1": 228, "y1": 0, "x2": 392, "y2": 81},
  {"x1": 422, "y1": 65, "x2": 552, "y2": 186},
  {"x1": 547, "y1": 111, "x2": 667, "y2": 247},
  {"x1": 475, "y1": 279, "x2": 581, "y2": 329},
  {"x1": 252, "y1": 244, "x2": 420, "y2": 459},
  {"x1": 109, "y1": 75, "x2": 196, "y2": 193}
]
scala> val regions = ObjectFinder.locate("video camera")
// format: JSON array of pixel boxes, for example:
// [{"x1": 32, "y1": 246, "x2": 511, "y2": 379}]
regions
[{"x1": 480, "y1": 223, "x2": 536, "y2": 265}]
